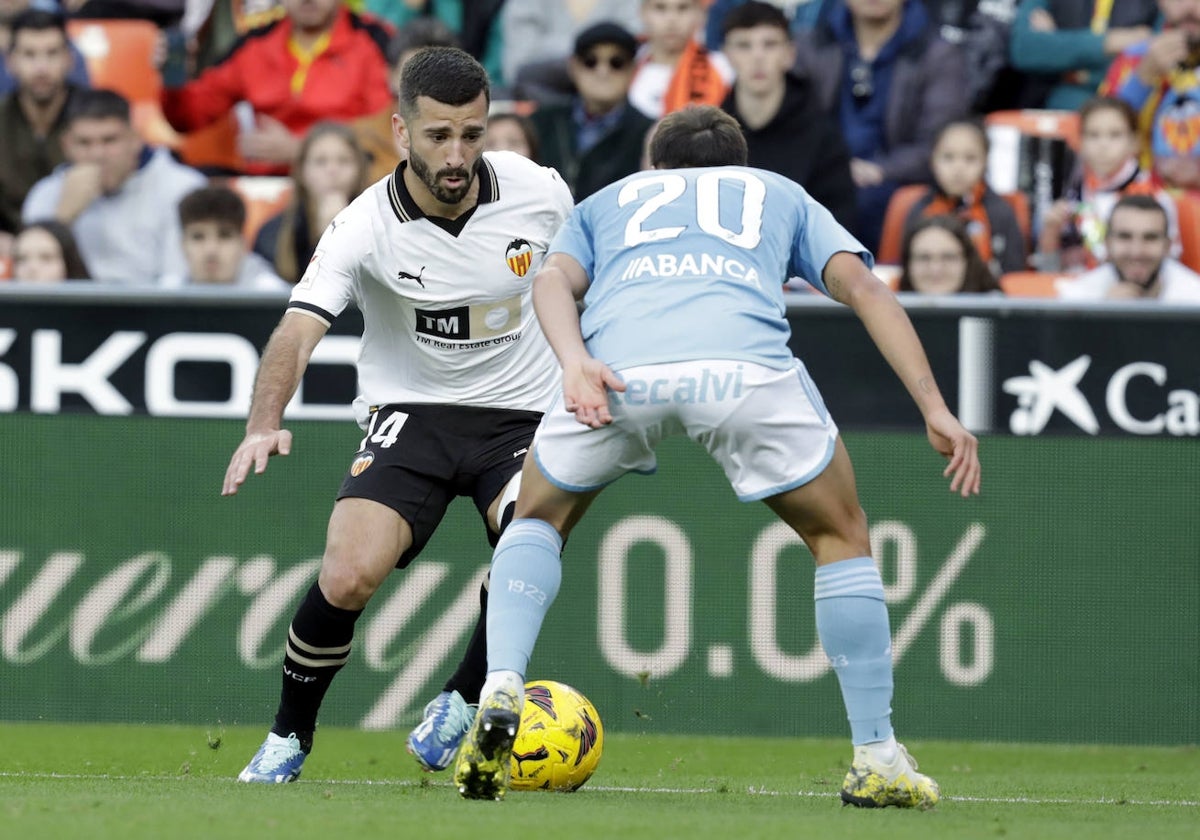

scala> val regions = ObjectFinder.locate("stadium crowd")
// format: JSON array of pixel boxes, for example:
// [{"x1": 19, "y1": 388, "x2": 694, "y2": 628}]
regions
[{"x1": 0, "y1": 0, "x2": 1198, "y2": 302}]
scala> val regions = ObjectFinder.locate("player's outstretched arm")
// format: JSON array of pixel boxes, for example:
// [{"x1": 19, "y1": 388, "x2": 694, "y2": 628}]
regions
[
  {"x1": 532, "y1": 253, "x2": 625, "y2": 428},
  {"x1": 822, "y1": 251, "x2": 981, "y2": 497},
  {"x1": 222, "y1": 312, "x2": 328, "y2": 496}
]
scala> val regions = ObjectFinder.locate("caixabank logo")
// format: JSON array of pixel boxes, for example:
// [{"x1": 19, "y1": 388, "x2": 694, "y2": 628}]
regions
[{"x1": 1002, "y1": 355, "x2": 1199, "y2": 436}]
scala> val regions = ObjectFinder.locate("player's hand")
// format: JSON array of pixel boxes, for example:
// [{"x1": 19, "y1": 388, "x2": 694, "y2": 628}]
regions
[
  {"x1": 924, "y1": 408, "x2": 980, "y2": 498},
  {"x1": 222, "y1": 429, "x2": 293, "y2": 496},
  {"x1": 562, "y1": 358, "x2": 625, "y2": 428}
]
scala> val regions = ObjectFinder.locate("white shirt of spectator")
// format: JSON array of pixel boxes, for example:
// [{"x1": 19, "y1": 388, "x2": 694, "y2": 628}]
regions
[
  {"x1": 1055, "y1": 258, "x2": 1200, "y2": 304},
  {"x1": 628, "y1": 45, "x2": 734, "y2": 119},
  {"x1": 22, "y1": 147, "x2": 207, "y2": 285},
  {"x1": 288, "y1": 150, "x2": 574, "y2": 425}
]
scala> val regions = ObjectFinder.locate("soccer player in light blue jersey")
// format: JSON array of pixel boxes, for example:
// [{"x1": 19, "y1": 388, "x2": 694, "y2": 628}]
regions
[{"x1": 455, "y1": 105, "x2": 981, "y2": 807}]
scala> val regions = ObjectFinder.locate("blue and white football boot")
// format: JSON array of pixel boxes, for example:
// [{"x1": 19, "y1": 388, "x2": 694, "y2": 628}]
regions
[
  {"x1": 238, "y1": 732, "x2": 307, "y2": 783},
  {"x1": 407, "y1": 690, "x2": 478, "y2": 772}
]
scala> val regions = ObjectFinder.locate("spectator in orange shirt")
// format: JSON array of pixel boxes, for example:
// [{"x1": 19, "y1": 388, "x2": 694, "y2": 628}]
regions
[{"x1": 161, "y1": 0, "x2": 392, "y2": 175}]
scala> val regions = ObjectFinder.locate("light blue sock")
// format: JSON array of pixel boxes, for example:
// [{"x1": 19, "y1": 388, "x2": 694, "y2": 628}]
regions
[
  {"x1": 486, "y1": 518, "x2": 563, "y2": 675},
  {"x1": 814, "y1": 557, "x2": 895, "y2": 745}
]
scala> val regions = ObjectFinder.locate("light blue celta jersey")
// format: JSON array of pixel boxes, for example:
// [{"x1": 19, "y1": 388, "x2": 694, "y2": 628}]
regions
[{"x1": 548, "y1": 165, "x2": 872, "y2": 371}]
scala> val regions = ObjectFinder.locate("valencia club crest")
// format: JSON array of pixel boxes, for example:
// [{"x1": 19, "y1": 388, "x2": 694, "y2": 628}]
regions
[{"x1": 506, "y1": 238, "x2": 533, "y2": 277}]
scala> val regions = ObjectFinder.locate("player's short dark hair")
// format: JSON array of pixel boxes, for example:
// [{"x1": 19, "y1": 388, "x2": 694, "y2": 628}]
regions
[
  {"x1": 179, "y1": 186, "x2": 246, "y2": 231},
  {"x1": 399, "y1": 47, "x2": 490, "y2": 120},
  {"x1": 721, "y1": 0, "x2": 790, "y2": 39},
  {"x1": 1108, "y1": 194, "x2": 1168, "y2": 235},
  {"x1": 8, "y1": 9, "x2": 69, "y2": 50},
  {"x1": 1079, "y1": 95, "x2": 1137, "y2": 133},
  {"x1": 386, "y1": 18, "x2": 460, "y2": 67},
  {"x1": 649, "y1": 105, "x2": 748, "y2": 169},
  {"x1": 65, "y1": 88, "x2": 132, "y2": 127}
]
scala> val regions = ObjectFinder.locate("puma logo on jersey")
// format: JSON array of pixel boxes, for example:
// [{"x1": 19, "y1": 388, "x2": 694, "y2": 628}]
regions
[{"x1": 398, "y1": 266, "x2": 426, "y2": 288}]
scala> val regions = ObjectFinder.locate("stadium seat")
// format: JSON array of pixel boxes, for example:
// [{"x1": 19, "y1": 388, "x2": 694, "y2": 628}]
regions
[
  {"x1": 67, "y1": 20, "x2": 181, "y2": 148},
  {"x1": 877, "y1": 186, "x2": 1031, "y2": 265},
  {"x1": 1173, "y1": 192, "x2": 1200, "y2": 273},
  {"x1": 984, "y1": 109, "x2": 1081, "y2": 151},
  {"x1": 999, "y1": 271, "x2": 1061, "y2": 297},
  {"x1": 876, "y1": 184, "x2": 927, "y2": 265},
  {"x1": 1001, "y1": 190, "x2": 1032, "y2": 252},
  {"x1": 227, "y1": 176, "x2": 293, "y2": 245},
  {"x1": 67, "y1": 19, "x2": 161, "y2": 102},
  {"x1": 985, "y1": 109, "x2": 1080, "y2": 232}
]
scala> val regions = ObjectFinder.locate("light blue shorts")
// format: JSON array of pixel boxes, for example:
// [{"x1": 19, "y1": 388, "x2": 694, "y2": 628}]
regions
[{"x1": 533, "y1": 359, "x2": 838, "y2": 502}]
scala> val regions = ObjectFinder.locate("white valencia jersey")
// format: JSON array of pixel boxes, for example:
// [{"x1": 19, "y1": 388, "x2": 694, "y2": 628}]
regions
[{"x1": 288, "y1": 151, "x2": 574, "y2": 421}]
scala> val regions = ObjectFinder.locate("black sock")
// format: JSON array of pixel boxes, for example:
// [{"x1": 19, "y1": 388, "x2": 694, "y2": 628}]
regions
[
  {"x1": 270, "y1": 582, "x2": 362, "y2": 752},
  {"x1": 442, "y1": 580, "x2": 489, "y2": 704}
]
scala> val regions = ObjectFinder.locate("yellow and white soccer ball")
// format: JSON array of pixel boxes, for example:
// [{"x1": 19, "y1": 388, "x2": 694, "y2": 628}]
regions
[{"x1": 509, "y1": 680, "x2": 604, "y2": 792}]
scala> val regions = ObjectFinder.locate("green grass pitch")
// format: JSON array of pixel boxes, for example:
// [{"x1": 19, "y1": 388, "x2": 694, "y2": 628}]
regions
[{"x1": 1, "y1": 723, "x2": 1195, "y2": 840}]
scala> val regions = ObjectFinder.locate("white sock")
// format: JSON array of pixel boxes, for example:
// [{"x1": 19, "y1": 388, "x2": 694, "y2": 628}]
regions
[
  {"x1": 862, "y1": 734, "x2": 899, "y2": 764},
  {"x1": 480, "y1": 670, "x2": 524, "y2": 708}
]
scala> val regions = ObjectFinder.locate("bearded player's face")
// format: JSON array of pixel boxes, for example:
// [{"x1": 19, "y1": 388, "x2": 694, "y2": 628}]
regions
[{"x1": 397, "y1": 93, "x2": 488, "y2": 207}]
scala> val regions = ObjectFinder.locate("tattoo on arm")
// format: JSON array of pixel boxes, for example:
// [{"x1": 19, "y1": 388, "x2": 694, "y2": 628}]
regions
[
  {"x1": 917, "y1": 376, "x2": 936, "y2": 395},
  {"x1": 825, "y1": 270, "x2": 843, "y2": 301}
]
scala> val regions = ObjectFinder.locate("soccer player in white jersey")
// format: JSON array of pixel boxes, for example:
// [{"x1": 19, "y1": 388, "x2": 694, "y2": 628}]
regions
[
  {"x1": 221, "y1": 47, "x2": 574, "y2": 783},
  {"x1": 455, "y1": 105, "x2": 981, "y2": 806}
]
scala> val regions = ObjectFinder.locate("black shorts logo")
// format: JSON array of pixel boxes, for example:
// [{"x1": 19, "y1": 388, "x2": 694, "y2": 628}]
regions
[{"x1": 415, "y1": 305, "x2": 469, "y2": 340}]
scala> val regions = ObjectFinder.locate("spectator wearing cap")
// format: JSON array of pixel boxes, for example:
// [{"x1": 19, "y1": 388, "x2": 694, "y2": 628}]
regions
[{"x1": 530, "y1": 21, "x2": 654, "y2": 201}]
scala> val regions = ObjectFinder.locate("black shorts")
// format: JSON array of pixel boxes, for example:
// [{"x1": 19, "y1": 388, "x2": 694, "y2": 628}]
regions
[{"x1": 337, "y1": 403, "x2": 541, "y2": 567}]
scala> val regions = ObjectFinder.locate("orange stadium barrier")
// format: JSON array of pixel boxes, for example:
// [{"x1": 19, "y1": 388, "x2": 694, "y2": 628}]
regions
[{"x1": 999, "y1": 271, "x2": 1061, "y2": 297}]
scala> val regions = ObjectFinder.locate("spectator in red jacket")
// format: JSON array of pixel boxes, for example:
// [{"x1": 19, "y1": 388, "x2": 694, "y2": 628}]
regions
[{"x1": 161, "y1": 0, "x2": 392, "y2": 175}]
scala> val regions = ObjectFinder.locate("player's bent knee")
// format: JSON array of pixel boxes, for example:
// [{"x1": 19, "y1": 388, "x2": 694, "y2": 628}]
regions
[{"x1": 318, "y1": 561, "x2": 387, "y2": 610}]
